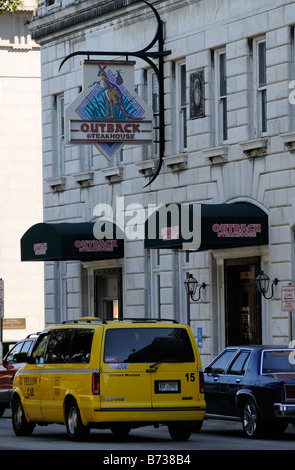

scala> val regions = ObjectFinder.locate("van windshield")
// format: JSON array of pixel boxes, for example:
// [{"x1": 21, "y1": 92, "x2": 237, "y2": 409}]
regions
[{"x1": 104, "y1": 328, "x2": 195, "y2": 364}]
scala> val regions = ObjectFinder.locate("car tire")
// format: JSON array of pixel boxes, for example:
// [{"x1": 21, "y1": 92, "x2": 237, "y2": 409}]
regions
[
  {"x1": 12, "y1": 396, "x2": 35, "y2": 436},
  {"x1": 168, "y1": 423, "x2": 192, "y2": 441},
  {"x1": 65, "y1": 399, "x2": 90, "y2": 441},
  {"x1": 242, "y1": 398, "x2": 262, "y2": 438}
]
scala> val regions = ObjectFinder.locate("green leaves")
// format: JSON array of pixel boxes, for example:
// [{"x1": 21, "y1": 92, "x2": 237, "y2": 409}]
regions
[{"x1": 0, "y1": 0, "x2": 24, "y2": 14}]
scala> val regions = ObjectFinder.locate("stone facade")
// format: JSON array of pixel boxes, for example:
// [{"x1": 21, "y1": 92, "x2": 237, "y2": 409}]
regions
[{"x1": 28, "y1": 0, "x2": 295, "y2": 364}]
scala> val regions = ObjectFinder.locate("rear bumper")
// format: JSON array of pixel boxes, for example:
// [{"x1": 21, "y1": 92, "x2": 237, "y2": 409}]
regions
[
  {"x1": 90, "y1": 406, "x2": 206, "y2": 424},
  {"x1": 274, "y1": 403, "x2": 295, "y2": 419}
]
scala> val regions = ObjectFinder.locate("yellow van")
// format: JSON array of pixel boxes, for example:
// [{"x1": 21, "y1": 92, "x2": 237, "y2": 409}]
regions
[{"x1": 11, "y1": 318, "x2": 206, "y2": 441}]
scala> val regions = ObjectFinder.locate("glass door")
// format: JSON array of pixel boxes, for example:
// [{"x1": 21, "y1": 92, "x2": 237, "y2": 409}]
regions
[{"x1": 225, "y1": 258, "x2": 261, "y2": 346}]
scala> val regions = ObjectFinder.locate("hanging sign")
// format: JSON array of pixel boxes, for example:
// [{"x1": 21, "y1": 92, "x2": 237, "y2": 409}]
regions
[
  {"x1": 281, "y1": 286, "x2": 295, "y2": 312},
  {"x1": 65, "y1": 60, "x2": 153, "y2": 161}
]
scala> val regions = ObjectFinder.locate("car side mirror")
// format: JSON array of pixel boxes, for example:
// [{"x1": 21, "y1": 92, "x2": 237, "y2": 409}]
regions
[
  {"x1": 14, "y1": 353, "x2": 35, "y2": 364},
  {"x1": 204, "y1": 366, "x2": 212, "y2": 374}
]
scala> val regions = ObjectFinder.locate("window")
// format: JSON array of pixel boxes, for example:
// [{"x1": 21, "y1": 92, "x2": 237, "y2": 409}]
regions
[
  {"x1": 55, "y1": 94, "x2": 65, "y2": 176},
  {"x1": 212, "y1": 50, "x2": 228, "y2": 145},
  {"x1": 176, "y1": 62, "x2": 187, "y2": 152},
  {"x1": 213, "y1": 50, "x2": 228, "y2": 144},
  {"x1": 20, "y1": 340, "x2": 34, "y2": 354},
  {"x1": 149, "y1": 250, "x2": 161, "y2": 318},
  {"x1": 251, "y1": 39, "x2": 267, "y2": 137},
  {"x1": 257, "y1": 40, "x2": 267, "y2": 134},
  {"x1": 55, "y1": 261, "x2": 67, "y2": 324},
  {"x1": 31, "y1": 333, "x2": 50, "y2": 364},
  {"x1": 70, "y1": 329, "x2": 93, "y2": 363},
  {"x1": 262, "y1": 350, "x2": 295, "y2": 374},
  {"x1": 228, "y1": 350, "x2": 251, "y2": 375},
  {"x1": 157, "y1": 273, "x2": 161, "y2": 317},
  {"x1": 6, "y1": 343, "x2": 23, "y2": 364},
  {"x1": 46, "y1": 329, "x2": 71, "y2": 363},
  {"x1": 57, "y1": 95, "x2": 64, "y2": 138},
  {"x1": 209, "y1": 349, "x2": 237, "y2": 374},
  {"x1": 151, "y1": 71, "x2": 160, "y2": 157},
  {"x1": 32, "y1": 329, "x2": 94, "y2": 364},
  {"x1": 104, "y1": 328, "x2": 195, "y2": 364},
  {"x1": 219, "y1": 52, "x2": 228, "y2": 142},
  {"x1": 142, "y1": 69, "x2": 159, "y2": 160}
]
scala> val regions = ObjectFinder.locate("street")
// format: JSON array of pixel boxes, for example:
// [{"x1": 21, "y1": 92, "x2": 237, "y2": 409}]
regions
[{"x1": 1, "y1": 409, "x2": 295, "y2": 453}]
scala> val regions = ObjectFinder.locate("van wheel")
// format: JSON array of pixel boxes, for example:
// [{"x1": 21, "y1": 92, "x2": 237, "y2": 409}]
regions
[
  {"x1": 65, "y1": 399, "x2": 90, "y2": 441},
  {"x1": 168, "y1": 423, "x2": 192, "y2": 441},
  {"x1": 12, "y1": 396, "x2": 35, "y2": 436}
]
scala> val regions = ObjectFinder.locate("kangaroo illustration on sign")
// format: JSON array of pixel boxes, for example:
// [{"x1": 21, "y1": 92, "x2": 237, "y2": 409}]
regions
[{"x1": 89, "y1": 65, "x2": 141, "y2": 120}]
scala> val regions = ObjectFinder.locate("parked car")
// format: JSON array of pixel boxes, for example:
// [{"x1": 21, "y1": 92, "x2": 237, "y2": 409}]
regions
[
  {"x1": 0, "y1": 334, "x2": 39, "y2": 417},
  {"x1": 11, "y1": 318, "x2": 205, "y2": 441},
  {"x1": 204, "y1": 345, "x2": 295, "y2": 438}
]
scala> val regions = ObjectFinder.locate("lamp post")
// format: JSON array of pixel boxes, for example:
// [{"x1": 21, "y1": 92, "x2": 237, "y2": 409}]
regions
[
  {"x1": 255, "y1": 270, "x2": 279, "y2": 300},
  {"x1": 184, "y1": 273, "x2": 206, "y2": 326}
]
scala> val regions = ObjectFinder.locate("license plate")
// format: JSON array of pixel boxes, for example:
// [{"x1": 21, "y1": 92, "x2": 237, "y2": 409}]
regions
[{"x1": 156, "y1": 380, "x2": 180, "y2": 393}]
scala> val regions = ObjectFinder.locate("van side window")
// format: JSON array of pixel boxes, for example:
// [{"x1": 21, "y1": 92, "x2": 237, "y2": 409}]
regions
[
  {"x1": 32, "y1": 333, "x2": 51, "y2": 364},
  {"x1": 104, "y1": 328, "x2": 195, "y2": 364},
  {"x1": 70, "y1": 329, "x2": 93, "y2": 363},
  {"x1": 45, "y1": 328, "x2": 94, "y2": 364},
  {"x1": 46, "y1": 329, "x2": 71, "y2": 363}
]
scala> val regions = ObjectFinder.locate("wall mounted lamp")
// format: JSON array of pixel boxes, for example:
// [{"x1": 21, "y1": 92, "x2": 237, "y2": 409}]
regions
[
  {"x1": 255, "y1": 270, "x2": 279, "y2": 300},
  {"x1": 184, "y1": 273, "x2": 206, "y2": 302}
]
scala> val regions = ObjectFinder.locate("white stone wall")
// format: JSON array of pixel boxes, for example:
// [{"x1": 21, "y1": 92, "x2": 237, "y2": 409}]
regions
[
  {"x1": 29, "y1": 0, "x2": 295, "y2": 363},
  {"x1": 0, "y1": 4, "x2": 44, "y2": 347}
]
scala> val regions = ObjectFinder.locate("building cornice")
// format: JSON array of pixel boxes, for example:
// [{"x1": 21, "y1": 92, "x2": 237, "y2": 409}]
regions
[
  {"x1": 28, "y1": 0, "x2": 143, "y2": 42},
  {"x1": 28, "y1": 0, "x2": 186, "y2": 44}
]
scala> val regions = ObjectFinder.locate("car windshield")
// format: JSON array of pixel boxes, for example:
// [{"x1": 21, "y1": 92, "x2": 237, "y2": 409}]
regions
[
  {"x1": 104, "y1": 327, "x2": 195, "y2": 364},
  {"x1": 262, "y1": 350, "x2": 295, "y2": 374}
]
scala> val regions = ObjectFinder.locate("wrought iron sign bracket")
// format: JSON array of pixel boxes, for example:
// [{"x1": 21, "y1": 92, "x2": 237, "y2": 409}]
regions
[{"x1": 59, "y1": 0, "x2": 171, "y2": 187}]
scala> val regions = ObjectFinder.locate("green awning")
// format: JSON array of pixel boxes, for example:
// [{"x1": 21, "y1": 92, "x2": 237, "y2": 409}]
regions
[
  {"x1": 21, "y1": 221, "x2": 124, "y2": 261},
  {"x1": 144, "y1": 203, "x2": 268, "y2": 251}
]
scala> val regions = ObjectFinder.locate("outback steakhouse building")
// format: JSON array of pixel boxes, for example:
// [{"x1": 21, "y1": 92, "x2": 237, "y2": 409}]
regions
[{"x1": 25, "y1": 0, "x2": 295, "y2": 364}]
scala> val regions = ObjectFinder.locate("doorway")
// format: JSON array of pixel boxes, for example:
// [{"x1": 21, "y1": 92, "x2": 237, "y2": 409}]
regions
[
  {"x1": 94, "y1": 268, "x2": 122, "y2": 321},
  {"x1": 224, "y1": 257, "x2": 261, "y2": 346}
]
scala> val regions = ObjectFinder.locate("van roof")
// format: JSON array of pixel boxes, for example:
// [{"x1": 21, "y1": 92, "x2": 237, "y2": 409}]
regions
[{"x1": 60, "y1": 317, "x2": 179, "y2": 326}]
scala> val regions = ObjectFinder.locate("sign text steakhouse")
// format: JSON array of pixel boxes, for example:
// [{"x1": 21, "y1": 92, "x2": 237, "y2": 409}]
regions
[
  {"x1": 74, "y1": 239, "x2": 118, "y2": 252},
  {"x1": 212, "y1": 223, "x2": 262, "y2": 238},
  {"x1": 70, "y1": 120, "x2": 152, "y2": 142}
]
